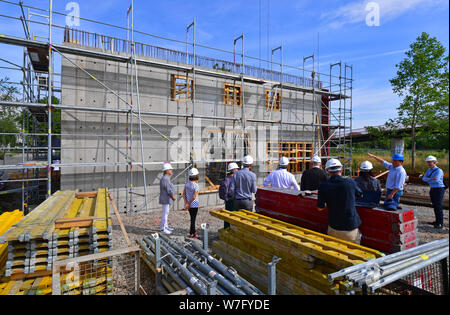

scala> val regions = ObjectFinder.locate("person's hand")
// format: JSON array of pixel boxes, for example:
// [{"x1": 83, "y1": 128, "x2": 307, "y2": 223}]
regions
[
  {"x1": 184, "y1": 204, "x2": 190, "y2": 211},
  {"x1": 367, "y1": 153, "x2": 375, "y2": 158},
  {"x1": 432, "y1": 177, "x2": 437, "y2": 181},
  {"x1": 387, "y1": 192, "x2": 395, "y2": 200},
  {"x1": 171, "y1": 196, "x2": 176, "y2": 201}
]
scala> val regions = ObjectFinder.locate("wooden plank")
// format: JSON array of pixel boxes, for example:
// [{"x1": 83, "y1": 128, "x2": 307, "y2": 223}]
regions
[
  {"x1": 75, "y1": 192, "x2": 98, "y2": 198},
  {"x1": 375, "y1": 171, "x2": 389, "y2": 179},
  {"x1": 205, "y1": 176, "x2": 215, "y2": 188},
  {"x1": 55, "y1": 216, "x2": 94, "y2": 229},
  {"x1": 108, "y1": 193, "x2": 132, "y2": 247}
]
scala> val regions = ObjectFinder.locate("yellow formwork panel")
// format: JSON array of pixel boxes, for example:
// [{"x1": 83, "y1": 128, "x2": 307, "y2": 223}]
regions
[
  {"x1": 0, "y1": 210, "x2": 23, "y2": 269},
  {"x1": 210, "y1": 210, "x2": 383, "y2": 269},
  {"x1": 1, "y1": 189, "x2": 114, "y2": 295},
  {"x1": 217, "y1": 228, "x2": 342, "y2": 292}
]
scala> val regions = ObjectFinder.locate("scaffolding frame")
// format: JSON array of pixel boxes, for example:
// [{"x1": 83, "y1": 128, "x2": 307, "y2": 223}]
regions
[{"x1": 0, "y1": 0, "x2": 353, "y2": 214}]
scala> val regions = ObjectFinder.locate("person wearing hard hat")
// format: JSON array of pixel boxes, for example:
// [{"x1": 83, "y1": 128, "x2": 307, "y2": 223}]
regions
[
  {"x1": 159, "y1": 163, "x2": 176, "y2": 234},
  {"x1": 263, "y1": 157, "x2": 300, "y2": 190},
  {"x1": 421, "y1": 156, "x2": 447, "y2": 229},
  {"x1": 355, "y1": 161, "x2": 382, "y2": 192},
  {"x1": 317, "y1": 159, "x2": 363, "y2": 244},
  {"x1": 183, "y1": 168, "x2": 200, "y2": 238},
  {"x1": 368, "y1": 153, "x2": 407, "y2": 211},
  {"x1": 300, "y1": 156, "x2": 329, "y2": 191},
  {"x1": 229, "y1": 155, "x2": 257, "y2": 211},
  {"x1": 219, "y1": 162, "x2": 240, "y2": 229}
]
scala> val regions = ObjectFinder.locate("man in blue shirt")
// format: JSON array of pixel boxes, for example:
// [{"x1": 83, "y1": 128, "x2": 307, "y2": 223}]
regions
[
  {"x1": 317, "y1": 159, "x2": 363, "y2": 244},
  {"x1": 229, "y1": 155, "x2": 257, "y2": 211},
  {"x1": 421, "y1": 156, "x2": 446, "y2": 229},
  {"x1": 368, "y1": 153, "x2": 407, "y2": 211}
]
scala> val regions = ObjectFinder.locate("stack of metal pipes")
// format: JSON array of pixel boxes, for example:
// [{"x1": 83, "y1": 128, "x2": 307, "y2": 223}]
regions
[
  {"x1": 328, "y1": 238, "x2": 449, "y2": 294},
  {"x1": 138, "y1": 233, "x2": 263, "y2": 295}
]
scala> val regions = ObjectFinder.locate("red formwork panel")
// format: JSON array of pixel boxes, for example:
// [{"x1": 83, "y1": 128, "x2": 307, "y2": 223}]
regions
[
  {"x1": 255, "y1": 187, "x2": 418, "y2": 253},
  {"x1": 362, "y1": 237, "x2": 418, "y2": 253}
]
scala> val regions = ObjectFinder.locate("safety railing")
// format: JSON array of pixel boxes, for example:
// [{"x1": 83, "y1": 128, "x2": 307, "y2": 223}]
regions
[
  {"x1": 63, "y1": 28, "x2": 321, "y2": 89},
  {"x1": 379, "y1": 257, "x2": 449, "y2": 295}
]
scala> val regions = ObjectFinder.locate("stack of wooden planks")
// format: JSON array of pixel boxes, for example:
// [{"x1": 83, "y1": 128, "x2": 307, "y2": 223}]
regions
[
  {"x1": 210, "y1": 210, "x2": 384, "y2": 295},
  {"x1": 256, "y1": 187, "x2": 418, "y2": 253},
  {"x1": 0, "y1": 189, "x2": 112, "y2": 295}
]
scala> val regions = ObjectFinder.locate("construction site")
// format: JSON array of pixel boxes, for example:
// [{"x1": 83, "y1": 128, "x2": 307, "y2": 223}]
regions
[{"x1": 0, "y1": 0, "x2": 448, "y2": 297}]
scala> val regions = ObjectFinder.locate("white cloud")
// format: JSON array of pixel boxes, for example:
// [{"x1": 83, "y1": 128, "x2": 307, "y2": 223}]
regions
[
  {"x1": 352, "y1": 85, "x2": 402, "y2": 128},
  {"x1": 322, "y1": 0, "x2": 448, "y2": 29}
]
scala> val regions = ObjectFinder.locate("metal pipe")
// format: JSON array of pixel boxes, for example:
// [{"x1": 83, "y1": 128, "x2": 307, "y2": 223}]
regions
[
  {"x1": 328, "y1": 238, "x2": 449, "y2": 282},
  {"x1": 201, "y1": 223, "x2": 209, "y2": 251},
  {"x1": 368, "y1": 250, "x2": 449, "y2": 292},
  {"x1": 47, "y1": 0, "x2": 53, "y2": 198},
  {"x1": 267, "y1": 256, "x2": 281, "y2": 295},
  {"x1": 379, "y1": 247, "x2": 449, "y2": 278},
  {"x1": 190, "y1": 241, "x2": 263, "y2": 295},
  {"x1": 142, "y1": 237, "x2": 199, "y2": 295},
  {"x1": 166, "y1": 252, "x2": 207, "y2": 295},
  {"x1": 159, "y1": 234, "x2": 246, "y2": 295},
  {"x1": 187, "y1": 264, "x2": 230, "y2": 295},
  {"x1": 141, "y1": 239, "x2": 196, "y2": 295}
]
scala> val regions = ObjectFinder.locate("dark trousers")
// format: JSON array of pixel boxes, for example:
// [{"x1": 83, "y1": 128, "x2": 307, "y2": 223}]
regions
[
  {"x1": 189, "y1": 207, "x2": 198, "y2": 235},
  {"x1": 224, "y1": 200, "x2": 234, "y2": 229},
  {"x1": 430, "y1": 188, "x2": 445, "y2": 225},
  {"x1": 233, "y1": 199, "x2": 253, "y2": 211}
]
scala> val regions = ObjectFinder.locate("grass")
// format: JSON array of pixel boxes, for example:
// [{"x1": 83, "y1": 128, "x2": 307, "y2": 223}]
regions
[{"x1": 351, "y1": 149, "x2": 449, "y2": 176}]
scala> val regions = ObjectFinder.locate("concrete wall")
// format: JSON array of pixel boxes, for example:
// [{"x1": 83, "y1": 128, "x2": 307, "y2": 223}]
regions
[{"x1": 60, "y1": 44, "x2": 322, "y2": 212}]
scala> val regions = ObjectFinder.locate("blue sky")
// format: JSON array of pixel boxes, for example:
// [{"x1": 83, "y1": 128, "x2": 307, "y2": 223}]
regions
[{"x1": 0, "y1": 0, "x2": 448, "y2": 129}]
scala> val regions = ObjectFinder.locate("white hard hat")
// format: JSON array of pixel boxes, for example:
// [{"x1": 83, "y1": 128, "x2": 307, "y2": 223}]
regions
[
  {"x1": 162, "y1": 163, "x2": 173, "y2": 172},
  {"x1": 311, "y1": 156, "x2": 322, "y2": 164},
  {"x1": 243, "y1": 155, "x2": 254, "y2": 165},
  {"x1": 279, "y1": 157, "x2": 290, "y2": 167},
  {"x1": 189, "y1": 168, "x2": 199, "y2": 177},
  {"x1": 227, "y1": 163, "x2": 239, "y2": 172},
  {"x1": 360, "y1": 161, "x2": 373, "y2": 171},
  {"x1": 426, "y1": 156, "x2": 437, "y2": 162},
  {"x1": 325, "y1": 159, "x2": 343, "y2": 171}
]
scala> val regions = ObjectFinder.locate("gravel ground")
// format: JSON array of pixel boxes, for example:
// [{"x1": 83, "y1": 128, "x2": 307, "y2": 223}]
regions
[
  {"x1": 110, "y1": 185, "x2": 449, "y2": 294},
  {"x1": 404, "y1": 184, "x2": 450, "y2": 200}
]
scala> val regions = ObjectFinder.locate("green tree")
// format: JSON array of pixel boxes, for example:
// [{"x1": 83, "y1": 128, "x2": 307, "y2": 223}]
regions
[
  {"x1": 39, "y1": 96, "x2": 61, "y2": 137},
  {"x1": 389, "y1": 32, "x2": 449, "y2": 171},
  {"x1": 0, "y1": 77, "x2": 20, "y2": 149}
]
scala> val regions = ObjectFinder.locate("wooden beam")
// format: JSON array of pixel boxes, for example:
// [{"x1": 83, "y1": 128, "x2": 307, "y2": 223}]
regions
[
  {"x1": 108, "y1": 193, "x2": 132, "y2": 247},
  {"x1": 75, "y1": 191, "x2": 98, "y2": 198},
  {"x1": 55, "y1": 216, "x2": 94, "y2": 229},
  {"x1": 375, "y1": 171, "x2": 389, "y2": 179},
  {"x1": 205, "y1": 176, "x2": 215, "y2": 187}
]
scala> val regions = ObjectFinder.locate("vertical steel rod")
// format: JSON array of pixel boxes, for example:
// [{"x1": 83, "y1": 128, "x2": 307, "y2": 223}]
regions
[{"x1": 47, "y1": 0, "x2": 53, "y2": 198}]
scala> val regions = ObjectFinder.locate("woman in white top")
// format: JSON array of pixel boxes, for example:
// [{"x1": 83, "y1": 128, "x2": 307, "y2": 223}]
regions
[{"x1": 183, "y1": 168, "x2": 200, "y2": 239}]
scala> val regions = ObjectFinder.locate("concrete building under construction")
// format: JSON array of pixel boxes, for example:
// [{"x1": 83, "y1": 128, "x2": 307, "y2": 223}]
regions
[{"x1": 0, "y1": 2, "x2": 353, "y2": 213}]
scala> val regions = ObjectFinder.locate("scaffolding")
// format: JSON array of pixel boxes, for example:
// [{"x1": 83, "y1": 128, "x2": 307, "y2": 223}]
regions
[{"x1": 0, "y1": 0, "x2": 353, "y2": 214}]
